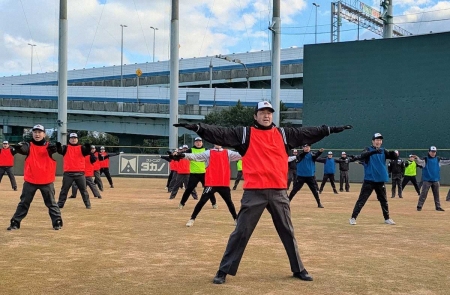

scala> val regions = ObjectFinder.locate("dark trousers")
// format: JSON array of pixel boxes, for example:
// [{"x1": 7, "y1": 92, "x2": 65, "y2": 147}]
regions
[
  {"x1": 339, "y1": 170, "x2": 350, "y2": 192},
  {"x1": 233, "y1": 171, "x2": 243, "y2": 189},
  {"x1": 418, "y1": 181, "x2": 441, "y2": 209},
  {"x1": 58, "y1": 172, "x2": 91, "y2": 208},
  {"x1": 351, "y1": 181, "x2": 390, "y2": 220},
  {"x1": 287, "y1": 169, "x2": 296, "y2": 190},
  {"x1": 191, "y1": 186, "x2": 237, "y2": 220},
  {"x1": 288, "y1": 176, "x2": 322, "y2": 206},
  {"x1": 391, "y1": 175, "x2": 403, "y2": 198},
  {"x1": 180, "y1": 173, "x2": 216, "y2": 206},
  {"x1": 319, "y1": 173, "x2": 337, "y2": 192},
  {"x1": 11, "y1": 181, "x2": 62, "y2": 227},
  {"x1": 0, "y1": 166, "x2": 17, "y2": 189},
  {"x1": 166, "y1": 170, "x2": 175, "y2": 188},
  {"x1": 218, "y1": 189, "x2": 306, "y2": 276},
  {"x1": 401, "y1": 176, "x2": 420, "y2": 195},
  {"x1": 100, "y1": 167, "x2": 113, "y2": 186},
  {"x1": 72, "y1": 177, "x2": 102, "y2": 198},
  {"x1": 94, "y1": 170, "x2": 103, "y2": 191},
  {"x1": 169, "y1": 174, "x2": 196, "y2": 199}
]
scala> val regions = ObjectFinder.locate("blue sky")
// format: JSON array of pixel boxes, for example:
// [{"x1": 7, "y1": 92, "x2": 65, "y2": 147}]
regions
[{"x1": 0, "y1": 0, "x2": 449, "y2": 77}]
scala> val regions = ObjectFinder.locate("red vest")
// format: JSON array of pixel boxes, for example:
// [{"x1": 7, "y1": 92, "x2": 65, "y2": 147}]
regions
[
  {"x1": 24, "y1": 143, "x2": 56, "y2": 184},
  {"x1": 243, "y1": 128, "x2": 287, "y2": 189},
  {"x1": 63, "y1": 145, "x2": 85, "y2": 172},
  {"x1": 205, "y1": 149, "x2": 230, "y2": 187},
  {"x1": 93, "y1": 152, "x2": 101, "y2": 171},
  {"x1": 0, "y1": 148, "x2": 14, "y2": 166},
  {"x1": 84, "y1": 155, "x2": 94, "y2": 177},
  {"x1": 169, "y1": 160, "x2": 178, "y2": 172},
  {"x1": 177, "y1": 158, "x2": 191, "y2": 174},
  {"x1": 100, "y1": 151, "x2": 109, "y2": 168}
]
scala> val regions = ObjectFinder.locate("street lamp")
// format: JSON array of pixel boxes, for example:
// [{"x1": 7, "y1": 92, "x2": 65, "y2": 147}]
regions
[
  {"x1": 150, "y1": 26, "x2": 158, "y2": 63},
  {"x1": 120, "y1": 24, "x2": 127, "y2": 87},
  {"x1": 27, "y1": 43, "x2": 36, "y2": 74},
  {"x1": 209, "y1": 58, "x2": 213, "y2": 88},
  {"x1": 313, "y1": 3, "x2": 320, "y2": 44},
  {"x1": 215, "y1": 54, "x2": 250, "y2": 89}
]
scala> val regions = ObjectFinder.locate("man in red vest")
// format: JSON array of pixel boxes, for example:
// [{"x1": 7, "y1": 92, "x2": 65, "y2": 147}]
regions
[
  {"x1": 70, "y1": 146, "x2": 102, "y2": 199},
  {"x1": 0, "y1": 140, "x2": 18, "y2": 191},
  {"x1": 56, "y1": 133, "x2": 92, "y2": 209},
  {"x1": 7, "y1": 124, "x2": 62, "y2": 231},
  {"x1": 91, "y1": 145, "x2": 104, "y2": 192},
  {"x1": 175, "y1": 101, "x2": 352, "y2": 284},
  {"x1": 168, "y1": 146, "x2": 198, "y2": 200},
  {"x1": 98, "y1": 146, "x2": 122, "y2": 188},
  {"x1": 172, "y1": 144, "x2": 241, "y2": 227}
]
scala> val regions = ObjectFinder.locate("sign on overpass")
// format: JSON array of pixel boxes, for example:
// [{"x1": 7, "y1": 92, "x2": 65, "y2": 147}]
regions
[{"x1": 119, "y1": 154, "x2": 169, "y2": 176}]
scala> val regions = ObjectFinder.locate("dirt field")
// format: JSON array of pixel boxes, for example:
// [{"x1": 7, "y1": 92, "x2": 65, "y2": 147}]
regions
[{"x1": 1, "y1": 177, "x2": 450, "y2": 295}]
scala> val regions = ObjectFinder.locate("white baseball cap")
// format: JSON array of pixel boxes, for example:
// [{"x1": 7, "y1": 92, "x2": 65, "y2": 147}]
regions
[
  {"x1": 100, "y1": 146, "x2": 105, "y2": 150},
  {"x1": 91, "y1": 145, "x2": 96, "y2": 149},
  {"x1": 429, "y1": 146, "x2": 437, "y2": 152},
  {"x1": 69, "y1": 133, "x2": 78, "y2": 138},
  {"x1": 341, "y1": 151, "x2": 346, "y2": 155},
  {"x1": 255, "y1": 101, "x2": 275, "y2": 113},
  {"x1": 328, "y1": 151, "x2": 333, "y2": 155},
  {"x1": 2, "y1": 140, "x2": 8, "y2": 144},
  {"x1": 182, "y1": 144, "x2": 189, "y2": 148},
  {"x1": 32, "y1": 124, "x2": 45, "y2": 131}
]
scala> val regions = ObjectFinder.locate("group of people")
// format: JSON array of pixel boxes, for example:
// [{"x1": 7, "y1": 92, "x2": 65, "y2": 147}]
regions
[
  {"x1": 3, "y1": 126, "x2": 121, "y2": 231},
  {"x1": 171, "y1": 101, "x2": 450, "y2": 285},
  {"x1": 3, "y1": 100, "x2": 449, "y2": 286}
]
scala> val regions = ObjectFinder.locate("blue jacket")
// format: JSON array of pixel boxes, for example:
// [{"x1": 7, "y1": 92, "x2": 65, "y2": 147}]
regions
[
  {"x1": 317, "y1": 157, "x2": 336, "y2": 174},
  {"x1": 296, "y1": 151, "x2": 322, "y2": 177},
  {"x1": 359, "y1": 146, "x2": 397, "y2": 182},
  {"x1": 422, "y1": 156, "x2": 440, "y2": 182}
]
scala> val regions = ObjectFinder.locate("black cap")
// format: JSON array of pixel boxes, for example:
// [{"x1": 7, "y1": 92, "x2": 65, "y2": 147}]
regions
[{"x1": 302, "y1": 143, "x2": 310, "y2": 148}]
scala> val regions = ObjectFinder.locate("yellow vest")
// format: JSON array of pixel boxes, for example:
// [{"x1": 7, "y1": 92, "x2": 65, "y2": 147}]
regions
[{"x1": 190, "y1": 148, "x2": 206, "y2": 173}]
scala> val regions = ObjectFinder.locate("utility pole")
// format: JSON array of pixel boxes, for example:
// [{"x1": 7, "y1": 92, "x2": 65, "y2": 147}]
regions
[
  {"x1": 57, "y1": 0, "x2": 68, "y2": 143},
  {"x1": 169, "y1": 0, "x2": 179, "y2": 150},
  {"x1": 150, "y1": 26, "x2": 158, "y2": 62},
  {"x1": 313, "y1": 3, "x2": 320, "y2": 44},
  {"x1": 120, "y1": 24, "x2": 127, "y2": 87},
  {"x1": 270, "y1": 0, "x2": 281, "y2": 126},
  {"x1": 27, "y1": 43, "x2": 36, "y2": 74}
]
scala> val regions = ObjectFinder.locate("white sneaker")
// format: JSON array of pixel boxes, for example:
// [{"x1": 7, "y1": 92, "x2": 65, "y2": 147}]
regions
[
  {"x1": 384, "y1": 219, "x2": 396, "y2": 225},
  {"x1": 178, "y1": 204, "x2": 184, "y2": 209},
  {"x1": 212, "y1": 204, "x2": 218, "y2": 209},
  {"x1": 186, "y1": 219, "x2": 195, "y2": 227},
  {"x1": 349, "y1": 218, "x2": 357, "y2": 225}
]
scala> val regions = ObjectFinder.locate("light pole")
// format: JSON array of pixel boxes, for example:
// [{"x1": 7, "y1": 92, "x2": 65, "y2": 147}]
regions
[
  {"x1": 313, "y1": 3, "x2": 320, "y2": 44},
  {"x1": 215, "y1": 55, "x2": 250, "y2": 89},
  {"x1": 209, "y1": 58, "x2": 213, "y2": 88},
  {"x1": 150, "y1": 26, "x2": 158, "y2": 62},
  {"x1": 27, "y1": 43, "x2": 36, "y2": 74},
  {"x1": 120, "y1": 24, "x2": 127, "y2": 87}
]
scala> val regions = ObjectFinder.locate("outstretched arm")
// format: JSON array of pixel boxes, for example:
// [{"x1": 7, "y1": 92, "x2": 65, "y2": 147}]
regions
[{"x1": 283, "y1": 125, "x2": 352, "y2": 149}]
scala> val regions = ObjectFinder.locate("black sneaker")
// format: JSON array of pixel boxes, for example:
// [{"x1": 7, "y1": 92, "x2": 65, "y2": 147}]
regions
[
  {"x1": 339, "y1": 189, "x2": 344, "y2": 192},
  {"x1": 58, "y1": 204, "x2": 64, "y2": 209},
  {"x1": 293, "y1": 269, "x2": 313, "y2": 281},
  {"x1": 110, "y1": 185, "x2": 114, "y2": 188},
  {"x1": 86, "y1": 205, "x2": 92, "y2": 209},
  {"x1": 417, "y1": 206, "x2": 422, "y2": 211},
  {"x1": 7, "y1": 220, "x2": 20, "y2": 231},
  {"x1": 69, "y1": 195, "x2": 76, "y2": 198},
  {"x1": 213, "y1": 270, "x2": 227, "y2": 284},
  {"x1": 436, "y1": 207, "x2": 445, "y2": 211},
  {"x1": 97, "y1": 195, "x2": 102, "y2": 199},
  {"x1": 53, "y1": 220, "x2": 63, "y2": 230},
  {"x1": 232, "y1": 186, "x2": 237, "y2": 190},
  {"x1": 13, "y1": 187, "x2": 17, "y2": 191},
  {"x1": 318, "y1": 204, "x2": 324, "y2": 208}
]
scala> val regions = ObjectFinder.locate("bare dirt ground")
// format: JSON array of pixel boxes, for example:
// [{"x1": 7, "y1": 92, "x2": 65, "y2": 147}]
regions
[{"x1": 1, "y1": 177, "x2": 450, "y2": 295}]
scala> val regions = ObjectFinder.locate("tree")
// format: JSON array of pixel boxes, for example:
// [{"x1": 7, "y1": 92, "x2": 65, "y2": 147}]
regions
[
  {"x1": 204, "y1": 100, "x2": 292, "y2": 127},
  {"x1": 204, "y1": 100, "x2": 254, "y2": 127}
]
